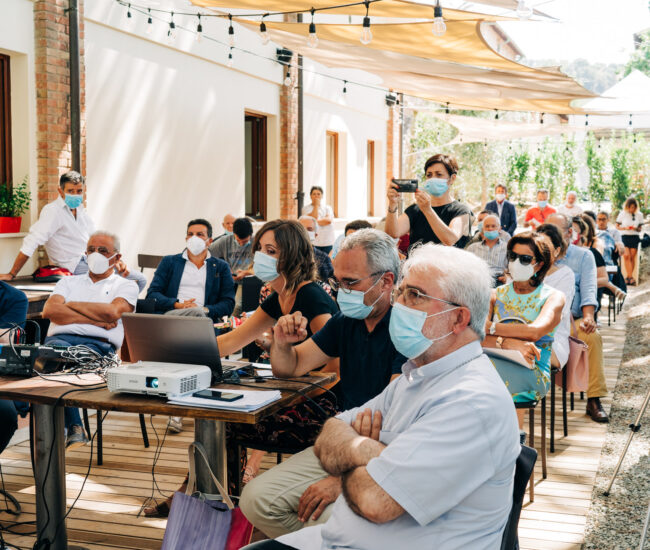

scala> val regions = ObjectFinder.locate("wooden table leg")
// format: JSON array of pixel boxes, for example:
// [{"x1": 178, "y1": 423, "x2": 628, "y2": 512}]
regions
[
  {"x1": 33, "y1": 403, "x2": 68, "y2": 550},
  {"x1": 194, "y1": 419, "x2": 227, "y2": 493}
]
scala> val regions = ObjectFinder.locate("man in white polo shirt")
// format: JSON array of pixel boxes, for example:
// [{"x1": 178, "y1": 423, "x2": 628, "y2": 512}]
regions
[
  {"x1": 258, "y1": 245, "x2": 519, "y2": 550},
  {"x1": 0, "y1": 171, "x2": 94, "y2": 280},
  {"x1": 42, "y1": 231, "x2": 138, "y2": 448}
]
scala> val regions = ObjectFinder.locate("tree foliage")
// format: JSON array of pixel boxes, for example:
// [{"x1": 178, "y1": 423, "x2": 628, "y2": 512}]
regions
[{"x1": 622, "y1": 30, "x2": 650, "y2": 78}]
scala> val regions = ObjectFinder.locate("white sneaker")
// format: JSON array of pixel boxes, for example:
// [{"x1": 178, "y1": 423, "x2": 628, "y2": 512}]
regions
[{"x1": 168, "y1": 416, "x2": 183, "y2": 433}]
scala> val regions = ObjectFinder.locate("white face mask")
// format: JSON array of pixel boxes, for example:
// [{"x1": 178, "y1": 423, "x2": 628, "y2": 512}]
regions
[
  {"x1": 496, "y1": 193, "x2": 506, "y2": 202},
  {"x1": 186, "y1": 235, "x2": 207, "y2": 256},
  {"x1": 508, "y1": 259, "x2": 536, "y2": 282},
  {"x1": 307, "y1": 231, "x2": 316, "y2": 243},
  {"x1": 87, "y1": 252, "x2": 116, "y2": 275}
]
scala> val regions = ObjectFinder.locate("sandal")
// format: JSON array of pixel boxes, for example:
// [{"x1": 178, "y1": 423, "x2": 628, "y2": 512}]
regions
[{"x1": 143, "y1": 499, "x2": 171, "y2": 518}]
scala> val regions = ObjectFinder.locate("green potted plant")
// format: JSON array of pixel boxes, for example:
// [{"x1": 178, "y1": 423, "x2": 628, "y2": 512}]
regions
[{"x1": 0, "y1": 176, "x2": 31, "y2": 233}]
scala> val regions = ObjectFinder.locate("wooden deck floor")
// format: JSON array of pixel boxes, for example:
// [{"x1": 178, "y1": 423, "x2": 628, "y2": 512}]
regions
[{"x1": 0, "y1": 315, "x2": 626, "y2": 549}]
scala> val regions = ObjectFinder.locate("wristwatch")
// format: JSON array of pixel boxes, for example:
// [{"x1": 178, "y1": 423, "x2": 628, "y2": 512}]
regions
[
  {"x1": 496, "y1": 336, "x2": 504, "y2": 349},
  {"x1": 489, "y1": 321, "x2": 497, "y2": 335}
]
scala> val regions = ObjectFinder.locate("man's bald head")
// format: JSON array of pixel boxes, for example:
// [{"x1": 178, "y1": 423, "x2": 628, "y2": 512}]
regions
[
  {"x1": 546, "y1": 213, "x2": 571, "y2": 243},
  {"x1": 222, "y1": 214, "x2": 235, "y2": 233}
]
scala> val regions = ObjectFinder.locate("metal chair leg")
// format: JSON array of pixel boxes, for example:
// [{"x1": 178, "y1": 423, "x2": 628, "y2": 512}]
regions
[
  {"x1": 528, "y1": 408, "x2": 535, "y2": 503},
  {"x1": 541, "y1": 398, "x2": 547, "y2": 479},
  {"x1": 276, "y1": 453, "x2": 282, "y2": 465},
  {"x1": 562, "y1": 368, "x2": 568, "y2": 437},
  {"x1": 571, "y1": 392, "x2": 575, "y2": 411},
  {"x1": 550, "y1": 377, "x2": 556, "y2": 453},
  {"x1": 97, "y1": 411, "x2": 103, "y2": 466},
  {"x1": 139, "y1": 414, "x2": 150, "y2": 448}
]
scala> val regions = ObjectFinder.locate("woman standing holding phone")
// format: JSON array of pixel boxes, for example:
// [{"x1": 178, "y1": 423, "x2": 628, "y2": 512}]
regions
[
  {"x1": 616, "y1": 197, "x2": 644, "y2": 285},
  {"x1": 385, "y1": 154, "x2": 472, "y2": 250}
]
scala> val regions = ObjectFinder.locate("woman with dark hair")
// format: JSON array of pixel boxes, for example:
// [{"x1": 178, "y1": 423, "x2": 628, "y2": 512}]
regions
[
  {"x1": 303, "y1": 186, "x2": 335, "y2": 254},
  {"x1": 537, "y1": 223, "x2": 576, "y2": 370},
  {"x1": 144, "y1": 220, "x2": 339, "y2": 516},
  {"x1": 616, "y1": 197, "x2": 644, "y2": 285},
  {"x1": 576, "y1": 214, "x2": 626, "y2": 301},
  {"x1": 482, "y1": 232, "x2": 565, "y2": 431},
  {"x1": 385, "y1": 153, "x2": 473, "y2": 249}
]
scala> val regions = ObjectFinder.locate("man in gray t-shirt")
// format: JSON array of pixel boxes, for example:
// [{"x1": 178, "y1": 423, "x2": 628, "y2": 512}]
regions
[{"x1": 275, "y1": 244, "x2": 520, "y2": 550}]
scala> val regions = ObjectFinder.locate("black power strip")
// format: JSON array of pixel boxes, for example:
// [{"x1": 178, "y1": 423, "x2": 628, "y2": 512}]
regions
[{"x1": 0, "y1": 345, "x2": 69, "y2": 377}]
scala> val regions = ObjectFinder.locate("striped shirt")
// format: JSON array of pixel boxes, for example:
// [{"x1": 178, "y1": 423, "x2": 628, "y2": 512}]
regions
[{"x1": 466, "y1": 239, "x2": 508, "y2": 277}]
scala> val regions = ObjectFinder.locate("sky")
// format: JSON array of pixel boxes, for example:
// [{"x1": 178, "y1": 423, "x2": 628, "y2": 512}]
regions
[{"x1": 498, "y1": 0, "x2": 650, "y2": 65}]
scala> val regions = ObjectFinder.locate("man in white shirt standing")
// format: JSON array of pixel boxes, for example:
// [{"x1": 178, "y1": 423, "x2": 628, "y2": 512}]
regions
[
  {"x1": 0, "y1": 171, "x2": 94, "y2": 280},
  {"x1": 268, "y1": 245, "x2": 519, "y2": 550},
  {"x1": 557, "y1": 190, "x2": 583, "y2": 218},
  {"x1": 42, "y1": 231, "x2": 138, "y2": 448}
]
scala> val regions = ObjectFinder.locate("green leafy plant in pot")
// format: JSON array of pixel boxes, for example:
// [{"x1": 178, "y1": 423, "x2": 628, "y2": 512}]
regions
[{"x1": 0, "y1": 177, "x2": 31, "y2": 233}]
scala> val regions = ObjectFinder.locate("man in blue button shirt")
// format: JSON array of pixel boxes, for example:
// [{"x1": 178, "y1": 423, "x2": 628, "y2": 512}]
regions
[
  {"x1": 240, "y1": 229, "x2": 406, "y2": 538},
  {"x1": 547, "y1": 214, "x2": 608, "y2": 422}
]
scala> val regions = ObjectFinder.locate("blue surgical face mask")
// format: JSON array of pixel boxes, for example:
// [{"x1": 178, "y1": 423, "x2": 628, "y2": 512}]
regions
[
  {"x1": 422, "y1": 178, "x2": 449, "y2": 197},
  {"x1": 253, "y1": 251, "x2": 279, "y2": 282},
  {"x1": 538, "y1": 200, "x2": 548, "y2": 209},
  {"x1": 65, "y1": 194, "x2": 83, "y2": 210},
  {"x1": 336, "y1": 275, "x2": 383, "y2": 320},
  {"x1": 484, "y1": 230, "x2": 499, "y2": 241},
  {"x1": 388, "y1": 302, "x2": 458, "y2": 359},
  {"x1": 224, "y1": 230, "x2": 233, "y2": 236},
  {"x1": 477, "y1": 221, "x2": 484, "y2": 233}
]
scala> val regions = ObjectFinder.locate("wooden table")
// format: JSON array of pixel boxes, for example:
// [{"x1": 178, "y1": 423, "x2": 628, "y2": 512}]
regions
[{"x1": 0, "y1": 371, "x2": 336, "y2": 550}]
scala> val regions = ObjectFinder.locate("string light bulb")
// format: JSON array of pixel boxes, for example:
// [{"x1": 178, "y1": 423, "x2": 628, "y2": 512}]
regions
[
  {"x1": 516, "y1": 0, "x2": 533, "y2": 20},
  {"x1": 540, "y1": 112, "x2": 545, "y2": 125},
  {"x1": 360, "y1": 1, "x2": 372, "y2": 45},
  {"x1": 432, "y1": 1, "x2": 446, "y2": 37},
  {"x1": 227, "y1": 47, "x2": 234, "y2": 68},
  {"x1": 284, "y1": 69, "x2": 292, "y2": 86},
  {"x1": 628, "y1": 113, "x2": 633, "y2": 131},
  {"x1": 308, "y1": 9, "x2": 318, "y2": 48},
  {"x1": 259, "y1": 17, "x2": 270, "y2": 45},
  {"x1": 343, "y1": 80, "x2": 347, "y2": 94},
  {"x1": 126, "y1": 3, "x2": 132, "y2": 20},
  {"x1": 196, "y1": 14, "x2": 203, "y2": 43},
  {"x1": 146, "y1": 8, "x2": 153, "y2": 35},
  {"x1": 585, "y1": 113, "x2": 589, "y2": 127},
  {"x1": 228, "y1": 14, "x2": 235, "y2": 47},
  {"x1": 167, "y1": 12, "x2": 177, "y2": 43}
]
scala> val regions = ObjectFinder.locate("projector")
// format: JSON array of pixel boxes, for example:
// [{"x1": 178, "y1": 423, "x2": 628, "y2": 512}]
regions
[{"x1": 106, "y1": 361, "x2": 212, "y2": 397}]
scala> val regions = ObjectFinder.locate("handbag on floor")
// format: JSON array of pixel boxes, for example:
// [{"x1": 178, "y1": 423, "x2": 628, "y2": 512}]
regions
[
  {"x1": 554, "y1": 319, "x2": 589, "y2": 393},
  {"x1": 161, "y1": 442, "x2": 253, "y2": 550}
]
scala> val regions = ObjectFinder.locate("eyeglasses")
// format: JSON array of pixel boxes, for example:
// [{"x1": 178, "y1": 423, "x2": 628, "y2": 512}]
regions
[
  {"x1": 86, "y1": 246, "x2": 114, "y2": 257},
  {"x1": 507, "y1": 251, "x2": 535, "y2": 266},
  {"x1": 328, "y1": 272, "x2": 383, "y2": 294},
  {"x1": 392, "y1": 286, "x2": 460, "y2": 308}
]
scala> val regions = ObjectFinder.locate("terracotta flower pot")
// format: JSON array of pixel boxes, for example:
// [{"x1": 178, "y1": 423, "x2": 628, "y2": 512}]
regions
[{"x1": 0, "y1": 217, "x2": 22, "y2": 233}]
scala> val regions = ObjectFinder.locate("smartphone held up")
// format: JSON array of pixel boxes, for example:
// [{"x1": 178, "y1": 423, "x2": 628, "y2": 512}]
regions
[{"x1": 391, "y1": 178, "x2": 418, "y2": 193}]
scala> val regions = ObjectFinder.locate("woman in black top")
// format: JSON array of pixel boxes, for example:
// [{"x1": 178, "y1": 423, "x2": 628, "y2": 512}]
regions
[
  {"x1": 144, "y1": 221, "x2": 338, "y2": 516},
  {"x1": 573, "y1": 215, "x2": 625, "y2": 302},
  {"x1": 385, "y1": 153, "x2": 472, "y2": 250}
]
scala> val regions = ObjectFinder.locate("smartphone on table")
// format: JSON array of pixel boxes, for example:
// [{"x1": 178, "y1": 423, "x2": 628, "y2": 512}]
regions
[{"x1": 193, "y1": 389, "x2": 243, "y2": 402}]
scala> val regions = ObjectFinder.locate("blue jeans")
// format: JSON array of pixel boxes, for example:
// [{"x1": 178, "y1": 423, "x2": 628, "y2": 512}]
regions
[{"x1": 45, "y1": 334, "x2": 116, "y2": 432}]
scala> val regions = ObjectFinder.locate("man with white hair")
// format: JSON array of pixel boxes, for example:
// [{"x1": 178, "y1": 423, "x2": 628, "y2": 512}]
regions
[
  {"x1": 247, "y1": 245, "x2": 519, "y2": 550},
  {"x1": 557, "y1": 190, "x2": 583, "y2": 218},
  {"x1": 43, "y1": 231, "x2": 139, "y2": 448},
  {"x1": 466, "y1": 213, "x2": 509, "y2": 283}
]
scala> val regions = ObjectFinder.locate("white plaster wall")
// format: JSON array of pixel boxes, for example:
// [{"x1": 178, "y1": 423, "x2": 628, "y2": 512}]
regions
[
  {"x1": 84, "y1": 3, "x2": 283, "y2": 267},
  {"x1": 0, "y1": 0, "x2": 38, "y2": 275}
]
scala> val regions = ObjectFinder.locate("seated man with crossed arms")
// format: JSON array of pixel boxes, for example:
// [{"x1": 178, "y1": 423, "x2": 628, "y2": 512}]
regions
[{"x1": 245, "y1": 244, "x2": 519, "y2": 550}]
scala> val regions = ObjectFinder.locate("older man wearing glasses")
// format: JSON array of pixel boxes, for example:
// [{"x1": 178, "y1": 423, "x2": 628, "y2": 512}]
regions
[
  {"x1": 42, "y1": 231, "x2": 139, "y2": 448},
  {"x1": 239, "y1": 229, "x2": 406, "y2": 538}
]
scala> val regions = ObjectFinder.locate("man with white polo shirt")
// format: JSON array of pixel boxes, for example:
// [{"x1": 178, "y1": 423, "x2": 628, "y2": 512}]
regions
[
  {"x1": 42, "y1": 231, "x2": 139, "y2": 448},
  {"x1": 250, "y1": 244, "x2": 519, "y2": 550},
  {"x1": 0, "y1": 171, "x2": 94, "y2": 280}
]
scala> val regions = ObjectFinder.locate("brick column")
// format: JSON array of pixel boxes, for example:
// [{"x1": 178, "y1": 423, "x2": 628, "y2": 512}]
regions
[
  {"x1": 279, "y1": 54, "x2": 298, "y2": 219},
  {"x1": 33, "y1": 0, "x2": 86, "y2": 212},
  {"x1": 33, "y1": 0, "x2": 85, "y2": 264}
]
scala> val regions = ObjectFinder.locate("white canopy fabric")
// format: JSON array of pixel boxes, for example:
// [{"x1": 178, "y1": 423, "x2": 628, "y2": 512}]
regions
[{"x1": 580, "y1": 70, "x2": 650, "y2": 115}]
